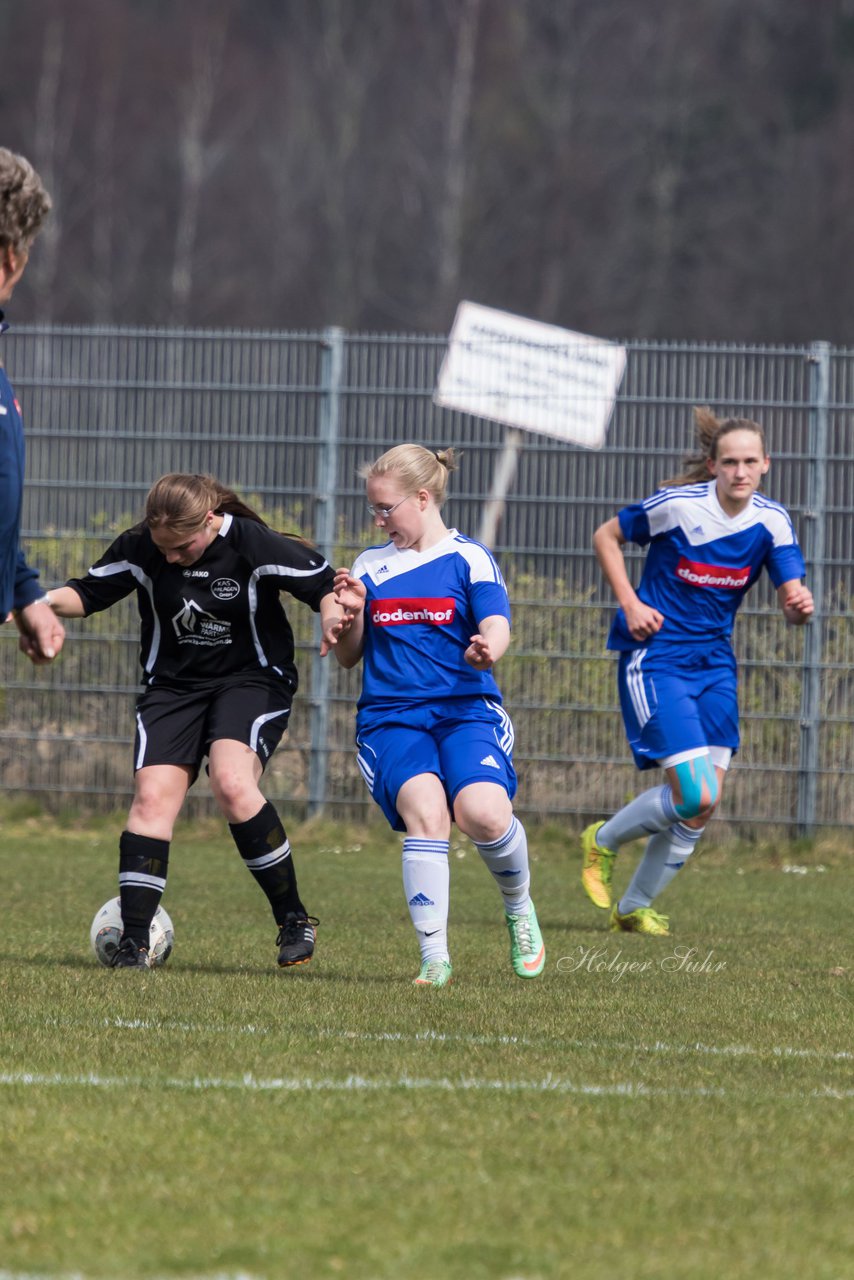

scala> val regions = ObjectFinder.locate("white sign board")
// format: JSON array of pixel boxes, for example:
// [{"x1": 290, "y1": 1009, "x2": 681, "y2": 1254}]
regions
[{"x1": 434, "y1": 301, "x2": 626, "y2": 449}]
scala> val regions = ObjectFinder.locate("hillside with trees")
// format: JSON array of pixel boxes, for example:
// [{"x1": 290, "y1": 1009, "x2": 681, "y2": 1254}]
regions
[{"x1": 2, "y1": 0, "x2": 853, "y2": 343}]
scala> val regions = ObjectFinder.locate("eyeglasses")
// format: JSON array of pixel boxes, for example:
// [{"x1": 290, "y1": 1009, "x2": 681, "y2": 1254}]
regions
[{"x1": 366, "y1": 496, "x2": 409, "y2": 519}]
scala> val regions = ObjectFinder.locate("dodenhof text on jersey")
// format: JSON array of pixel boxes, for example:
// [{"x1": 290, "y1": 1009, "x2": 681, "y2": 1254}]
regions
[{"x1": 369, "y1": 598, "x2": 457, "y2": 626}]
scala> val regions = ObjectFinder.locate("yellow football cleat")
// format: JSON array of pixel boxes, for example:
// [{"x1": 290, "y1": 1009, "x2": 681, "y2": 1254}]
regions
[
  {"x1": 609, "y1": 904, "x2": 671, "y2": 937},
  {"x1": 580, "y1": 820, "x2": 617, "y2": 910}
]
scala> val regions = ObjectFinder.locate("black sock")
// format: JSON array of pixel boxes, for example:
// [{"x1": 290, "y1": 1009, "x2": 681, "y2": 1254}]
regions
[
  {"x1": 229, "y1": 801, "x2": 305, "y2": 923},
  {"x1": 118, "y1": 830, "x2": 169, "y2": 945}
]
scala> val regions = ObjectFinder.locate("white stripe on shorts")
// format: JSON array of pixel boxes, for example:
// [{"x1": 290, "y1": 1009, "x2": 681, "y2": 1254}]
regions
[
  {"x1": 249, "y1": 707, "x2": 290, "y2": 754},
  {"x1": 660, "y1": 747, "x2": 710, "y2": 768},
  {"x1": 356, "y1": 751, "x2": 375, "y2": 792},
  {"x1": 135, "y1": 710, "x2": 148, "y2": 770},
  {"x1": 485, "y1": 699, "x2": 514, "y2": 755},
  {"x1": 626, "y1": 650, "x2": 652, "y2": 728}
]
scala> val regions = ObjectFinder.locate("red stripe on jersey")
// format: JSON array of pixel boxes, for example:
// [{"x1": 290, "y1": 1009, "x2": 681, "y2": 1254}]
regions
[
  {"x1": 369, "y1": 598, "x2": 456, "y2": 626},
  {"x1": 675, "y1": 557, "x2": 751, "y2": 590}
]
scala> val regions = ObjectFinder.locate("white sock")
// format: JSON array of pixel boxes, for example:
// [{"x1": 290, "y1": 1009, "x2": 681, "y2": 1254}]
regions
[
  {"x1": 402, "y1": 838, "x2": 450, "y2": 962},
  {"x1": 618, "y1": 823, "x2": 704, "y2": 913},
  {"x1": 599, "y1": 785, "x2": 679, "y2": 850},
  {"x1": 476, "y1": 816, "x2": 531, "y2": 917}
]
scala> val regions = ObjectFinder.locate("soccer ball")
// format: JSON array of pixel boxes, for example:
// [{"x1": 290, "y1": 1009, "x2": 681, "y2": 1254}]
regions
[{"x1": 89, "y1": 897, "x2": 174, "y2": 968}]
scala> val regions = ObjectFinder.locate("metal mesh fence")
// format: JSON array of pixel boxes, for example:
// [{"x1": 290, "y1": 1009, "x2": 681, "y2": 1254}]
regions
[{"x1": 1, "y1": 325, "x2": 851, "y2": 834}]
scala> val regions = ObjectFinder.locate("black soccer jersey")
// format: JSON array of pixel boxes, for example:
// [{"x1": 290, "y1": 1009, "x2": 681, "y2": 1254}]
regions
[{"x1": 66, "y1": 513, "x2": 334, "y2": 687}]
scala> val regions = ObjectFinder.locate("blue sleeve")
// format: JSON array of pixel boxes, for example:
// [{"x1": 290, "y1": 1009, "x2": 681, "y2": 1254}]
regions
[
  {"x1": 766, "y1": 543, "x2": 806, "y2": 589},
  {"x1": 617, "y1": 502, "x2": 652, "y2": 547},
  {"x1": 13, "y1": 548, "x2": 43, "y2": 610},
  {"x1": 470, "y1": 578, "x2": 512, "y2": 627}
]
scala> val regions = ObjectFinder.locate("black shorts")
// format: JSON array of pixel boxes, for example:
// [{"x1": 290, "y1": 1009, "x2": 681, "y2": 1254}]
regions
[{"x1": 133, "y1": 675, "x2": 295, "y2": 777}]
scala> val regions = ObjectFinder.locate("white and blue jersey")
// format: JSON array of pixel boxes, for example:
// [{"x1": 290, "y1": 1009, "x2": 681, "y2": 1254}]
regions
[
  {"x1": 608, "y1": 480, "x2": 805, "y2": 651},
  {"x1": 350, "y1": 530, "x2": 516, "y2": 829},
  {"x1": 351, "y1": 529, "x2": 511, "y2": 716},
  {"x1": 608, "y1": 481, "x2": 805, "y2": 769}
]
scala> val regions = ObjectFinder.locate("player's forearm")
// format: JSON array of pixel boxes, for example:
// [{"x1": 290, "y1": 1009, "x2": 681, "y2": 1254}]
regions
[
  {"x1": 319, "y1": 592, "x2": 346, "y2": 633},
  {"x1": 45, "y1": 587, "x2": 87, "y2": 618},
  {"x1": 477, "y1": 614, "x2": 511, "y2": 664},
  {"x1": 331, "y1": 616, "x2": 365, "y2": 668},
  {"x1": 593, "y1": 521, "x2": 641, "y2": 611}
]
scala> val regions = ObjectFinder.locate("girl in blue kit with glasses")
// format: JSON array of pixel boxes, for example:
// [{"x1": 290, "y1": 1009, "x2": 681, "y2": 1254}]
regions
[{"x1": 328, "y1": 444, "x2": 545, "y2": 987}]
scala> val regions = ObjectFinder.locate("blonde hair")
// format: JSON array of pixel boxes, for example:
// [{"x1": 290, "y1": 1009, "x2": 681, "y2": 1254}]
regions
[
  {"x1": 663, "y1": 407, "x2": 768, "y2": 487},
  {"x1": 0, "y1": 148, "x2": 51, "y2": 254},
  {"x1": 144, "y1": 474, "x2": 266, "y2": 534},
  {"x1": 359, "y1": 444, "x2": 459, "y2": 508}
]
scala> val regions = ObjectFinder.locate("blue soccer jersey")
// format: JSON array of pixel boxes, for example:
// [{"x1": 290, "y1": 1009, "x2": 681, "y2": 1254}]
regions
[
  {"x1": 351, "y1": 530, "x2": 511, "y2": 712},
  {"x1": 607, "y1": 480, "x2": 806, "y2": 651}
]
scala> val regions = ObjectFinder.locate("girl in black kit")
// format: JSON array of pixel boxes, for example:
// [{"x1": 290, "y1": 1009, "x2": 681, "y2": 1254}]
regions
[{"x1": 48, "y1": 474, "x2": 344, "y2": 970}]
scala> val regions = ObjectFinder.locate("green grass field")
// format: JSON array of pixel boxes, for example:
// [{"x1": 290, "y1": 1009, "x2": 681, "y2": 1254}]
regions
[{"x1": 0, "y1": 807, "x2": 851, "y2": 1280}]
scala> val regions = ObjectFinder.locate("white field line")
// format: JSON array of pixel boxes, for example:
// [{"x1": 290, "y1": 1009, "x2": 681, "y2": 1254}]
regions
[
  {"x1": 0, "y1": 1069, "x2": 851, "y2": 1102},
  {"x1": 320, "y1": 1027, "x2": 854, "y2": 1062},
  {"x1": 34, "y1": 1015, "x2": 854, "y2": 1063},
  {"x1": 0, "y1": 1273, "x2": 260, "y2": 1280},
  {"x1": 44, "y1": 1015, "x2": 273, "y2": 1036}
]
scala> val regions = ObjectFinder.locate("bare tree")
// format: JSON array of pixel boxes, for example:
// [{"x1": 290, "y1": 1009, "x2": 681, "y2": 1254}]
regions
[
  {"x1": 28, "y1": 8, "x2": 71, "y2": 321},
  {"x1": 3, "y1": 0, "x2": 854, "y2": 340},
  {"x1": 168, "y1": 2, "x2": 232, "y2": 326},
  {"x1": 432, "y1": 0, "x2": 482, "y2": 327}
]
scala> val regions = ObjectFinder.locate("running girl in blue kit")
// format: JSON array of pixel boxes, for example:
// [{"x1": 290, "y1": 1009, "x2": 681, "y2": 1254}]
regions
[
  {"x1": 328, "y1": 444, "x2": 544, "y2": 986},
  {"x1": 581, "y1": 408, "x2": 814, "y2": 935}
]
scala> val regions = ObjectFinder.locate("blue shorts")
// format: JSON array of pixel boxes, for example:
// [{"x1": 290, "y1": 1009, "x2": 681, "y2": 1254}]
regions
[
  {"x1": 355, "y1": 696, "x2": 518, "y2": 832},
  {"x1": 617, "y1": 641, "x2": 739, "y2": 771}
]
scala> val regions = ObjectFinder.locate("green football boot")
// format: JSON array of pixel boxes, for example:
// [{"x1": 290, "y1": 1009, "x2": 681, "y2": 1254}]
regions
[
  {"x1": 505, "y1": 901, "x2": 545, "y2": 978},
  {"x1": 414, "y1": 958, "x2": 453, "y2": 987}
]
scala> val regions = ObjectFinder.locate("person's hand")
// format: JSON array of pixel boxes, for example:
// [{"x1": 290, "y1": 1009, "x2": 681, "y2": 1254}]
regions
[
  {"x1": 465, "y1": 633, "x2": 495, "y2": 670},
  {"x1": 623, "y1": 599, "x2": 664, "y2": 642},
  {"x1": 781, "y1": 584, "x2": 814, "y2": 625},
  {"x1": 15, "y1": 599, "x2": 66, "y2": 664},
  {"x1": 319, "y1": 609, "x2": 353, "y2": 657},
  {"x1": 318, "y1": 570, "x2": 367, "y2": 657},
  {"x1": 333, "y1": 568, "x2": 367, "y2": 615}
]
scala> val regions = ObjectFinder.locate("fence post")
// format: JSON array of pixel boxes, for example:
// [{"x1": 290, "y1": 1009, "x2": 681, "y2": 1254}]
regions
[
  {"x1": 796, "y1": 341, "x2": 830, "y2": 836},
  {"x1": 307, "y1": 327, "x2": 344, "y2": 817}
]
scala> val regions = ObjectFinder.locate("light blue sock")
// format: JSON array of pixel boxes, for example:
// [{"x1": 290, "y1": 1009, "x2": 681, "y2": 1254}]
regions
[
  {"x1": 618, "y1": 823, "x2": 704, "y2": 913},
  {"x1": 476, "y1": 816, "x2": 531, "y2": 917},
  {"x1": 402, "y1": 837, "x2": 450, "y2": 962},
  {"x1": 599, "y1": 785, "x2": 679, "y2": 851}
]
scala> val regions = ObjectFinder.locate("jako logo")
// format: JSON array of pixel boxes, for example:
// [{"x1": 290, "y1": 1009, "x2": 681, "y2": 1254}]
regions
[
  {"x1": 370, "y1": 598, "x2": 456, "y2": 625},
  {"x1": 676, "y1": 557, "x2": 750, "y2": 590}
]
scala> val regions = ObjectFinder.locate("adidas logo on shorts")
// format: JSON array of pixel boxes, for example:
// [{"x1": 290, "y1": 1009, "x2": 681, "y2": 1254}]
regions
[{"x1": 480, "y1": 754, "x2": 500, "y2": 769}]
